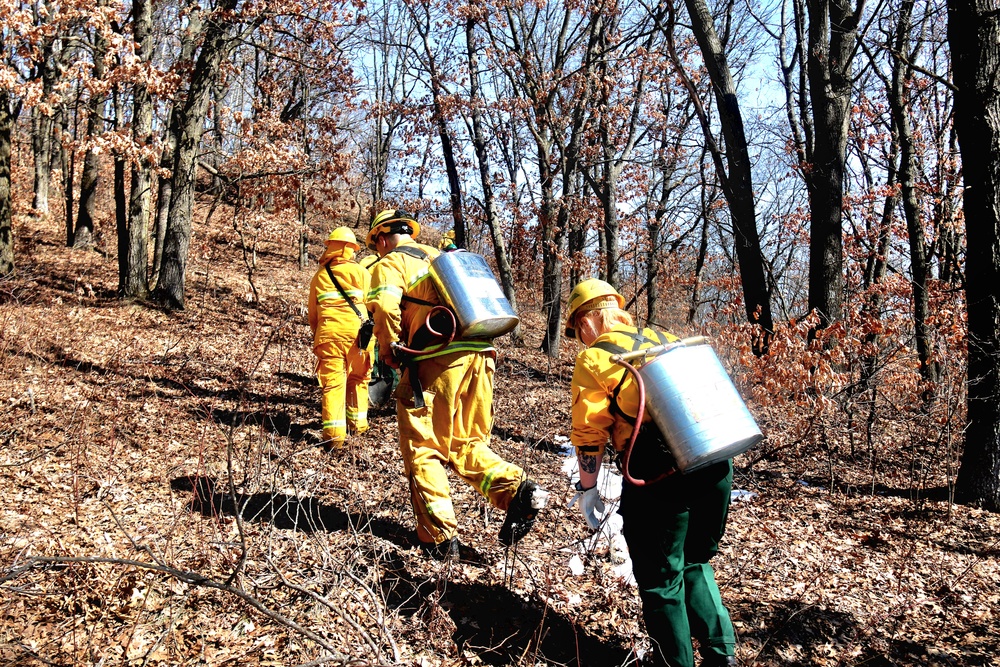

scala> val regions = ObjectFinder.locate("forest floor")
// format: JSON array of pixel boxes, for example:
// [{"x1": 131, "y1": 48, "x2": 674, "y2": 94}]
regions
[{"x1": 1, "y1": 204, "x2": 998, "y2": 667}]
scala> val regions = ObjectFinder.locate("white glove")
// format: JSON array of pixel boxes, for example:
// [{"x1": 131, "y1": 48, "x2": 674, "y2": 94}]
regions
[{"x1": 568, "y1": 486, "x2": 605, "y2": 530}]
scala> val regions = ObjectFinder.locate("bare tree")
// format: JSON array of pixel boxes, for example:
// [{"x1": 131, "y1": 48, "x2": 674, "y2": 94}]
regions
[
  {"x1": 73, "y1": 3, "x2": 109, "y2": 249},
  {"x1": 154, "y1": 0, "x2": 245, "y2": 308},
  {"x1": 671, "y1": 0, "x2": 774, "y2": 353},
  {"x1": 465, "y1": 9, "x2": 523, "y2": 344},
  {"x1": 949, "y1": 0, "x2": 1000, "y2": 510},
  {"x1": 121, "y1": 0, "x2": 155, "y2": 299}
]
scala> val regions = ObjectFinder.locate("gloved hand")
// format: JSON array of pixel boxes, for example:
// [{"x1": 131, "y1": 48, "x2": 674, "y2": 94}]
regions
[
  {"x1": 568, "y1": 486, "x2": 605, "y2": 530},
  {"x1": 385, "y1": 343, "x2": 402, "y2": 369}
]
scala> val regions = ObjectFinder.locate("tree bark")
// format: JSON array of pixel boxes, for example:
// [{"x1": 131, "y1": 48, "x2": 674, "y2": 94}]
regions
[
  {"x1": 30, "y1": 4, "x2": 57, "y2": 215},
  {"x1": 949, "y1": 0, "x2": 1000, "y2": 511},
  {"x1": 74, "y1": 16, "x2": 108, "y2": 249},
  {"x1": 59, "y1": 105, "x2": 75, "y2": 248},
  {"x1": 803, "y1": 0, "x2": 864, "y2": 328},
  {"x1": 888, "y1": 0, "x2": 937, "y2": 383},
  {"x1": 123, "y1": 0, "x2": 154, "y2": 299},
  {"x1": 683, "y1": 0, "x2": 774, "y2": 352},
  {"x1": 152, "y1": 11, "x2": 202, "y2": 284},
  {"x1": 0, "y1": 92, "x2": 20, "y2": 277},
  {"x1": 31, "y1": 106, "x2": 53, "y2": 215},
  {"x1": 153, "y1": 0, "x2": 240, "y2": 309},
  {"x1": 466, "y1": 14, "x2": 523, "y2": 344}
]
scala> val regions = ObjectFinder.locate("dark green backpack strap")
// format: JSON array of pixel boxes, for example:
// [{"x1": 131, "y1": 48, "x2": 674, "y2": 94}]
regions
[{"x1": 390, "y1": 245, "x2": 429, "y2": 261}]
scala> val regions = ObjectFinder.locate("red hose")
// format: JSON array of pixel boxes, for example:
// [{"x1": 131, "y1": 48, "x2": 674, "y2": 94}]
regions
[
  {"x1": 618, "y1": 358, "x2": 677, "y2": 487},
  {"x1": 391, "y1": 305, "x2": 456, "y2": 357}
]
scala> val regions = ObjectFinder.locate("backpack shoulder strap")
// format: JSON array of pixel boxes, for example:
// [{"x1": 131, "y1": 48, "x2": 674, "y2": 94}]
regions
[
  {"x1": 390, "y1": 245, "x2": 430, "y2": 261},
  {"x1": 324, "y1": 263, "x2": 367, "y2": 322},
  {"x1": 389, "y1": 245, "x2": 439, "y2": 307}
]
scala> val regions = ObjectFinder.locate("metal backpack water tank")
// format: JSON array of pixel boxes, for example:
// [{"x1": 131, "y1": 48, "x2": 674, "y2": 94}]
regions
[
  {"x1": 428, "y1": 251, "x2": 519, "y2": 339},
  {"x1": 637, "y1": 342, "x2": 763, "y2": 472}
]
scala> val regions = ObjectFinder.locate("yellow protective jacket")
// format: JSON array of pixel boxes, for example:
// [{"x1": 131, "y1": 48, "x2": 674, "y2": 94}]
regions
[
  {"x1": 367, "y1": 240, "x2": 494, "y2": 361},
  {"x1": 308, "y1": 245, "x2": 371, "y2": 350},
  {"x1": 570, "y1": 325, "x2": 679, "y2": 459}
]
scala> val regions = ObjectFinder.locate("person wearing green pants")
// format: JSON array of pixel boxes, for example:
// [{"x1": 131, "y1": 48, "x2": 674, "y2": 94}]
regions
[
  {"x1": 565, "y1": 279, "x2": 736, "y2": 667},
  {"x1": 620, "y1": 459, "x2": 735, "y2": 666}
]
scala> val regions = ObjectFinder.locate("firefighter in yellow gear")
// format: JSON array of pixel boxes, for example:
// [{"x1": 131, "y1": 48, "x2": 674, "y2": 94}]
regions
[
  {"x1": 308, "y1": 227, "x2": 374, "y2": 449},
  {"x1": 566, "y1": 279, "x2": 736, "y2": 667},
  {"x1": 358, "y1": 251, "x2": 396, "y2": 406},
  {"x1": 438, "y1": 229, "x2": 458, "y2": 252},
  {"x1": 366, "y1": 209, "x2": 547, "y2": 559}
]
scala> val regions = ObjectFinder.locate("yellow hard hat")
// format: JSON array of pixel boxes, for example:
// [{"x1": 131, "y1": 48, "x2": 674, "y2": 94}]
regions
[
  {"x1": 564, "y1": 279, "x2": 625, "y2": 339},
  {"x1": 366, "y1": 209, "x2": 420, "y2": 250},
  {"x1": 326, "y1": 226, "x2": 359, "y2": 250},
  {"x1": 438, "y1": 229, "x2": 457, "y2": 250}
]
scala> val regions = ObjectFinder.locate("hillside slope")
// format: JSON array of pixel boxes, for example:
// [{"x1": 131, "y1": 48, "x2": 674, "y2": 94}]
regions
[{"x1": 1, "y1": 207, "x2": 997, "y2": 666}]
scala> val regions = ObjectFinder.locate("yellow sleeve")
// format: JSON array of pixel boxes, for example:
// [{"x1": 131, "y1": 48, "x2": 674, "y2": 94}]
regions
[
  {"x1": 368, "y1": 256, "x2": 405, "y2": 354},
  {"x1": 570, "y1": 348, "x2": 616, "y2": 458},
  {"x1": 307, "y1": 270, "x2": 320, "y2": 335}
]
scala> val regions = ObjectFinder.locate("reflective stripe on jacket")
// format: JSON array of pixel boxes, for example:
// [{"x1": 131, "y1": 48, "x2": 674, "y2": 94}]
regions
[
  {"x1": 570, "y1": 325, "x2": 679, "y2": 458},
  {"x1": 368, "y1": 240, "x2": 494, "y2": 359},
  {"x1": 308, "y1": 245, "x2": 371, "y2": 350}
]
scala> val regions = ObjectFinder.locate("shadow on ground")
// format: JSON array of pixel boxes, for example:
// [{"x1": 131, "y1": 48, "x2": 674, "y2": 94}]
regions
[
  {"x1": 377, "y1": 561, "x2": 635, "y2": 667},
  {"x1": 170, "y1": 475, "x2": 412, "y2": 548},
  {"x1": 446, "y1": 581, "x2": 634, "y2": 666}
]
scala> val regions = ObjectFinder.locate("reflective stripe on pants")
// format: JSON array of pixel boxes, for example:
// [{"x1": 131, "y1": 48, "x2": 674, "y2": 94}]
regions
[{"x1": 396, "y1": 351, "x2": 523, "y2": 545}]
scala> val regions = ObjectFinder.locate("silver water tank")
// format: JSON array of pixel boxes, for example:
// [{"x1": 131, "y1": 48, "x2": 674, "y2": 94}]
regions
[
  {"x1": 638, "y1": 343, "x2": 763, "y2": 472},
  {"x1": 429, "y1": 251, "x2": 519, "y2": 339}
]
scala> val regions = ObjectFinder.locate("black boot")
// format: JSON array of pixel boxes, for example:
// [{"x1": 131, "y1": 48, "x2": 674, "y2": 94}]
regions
[
  {"x1": 698, "y1": 654, "x2": 736, "y2": 667},
  {"x1": 498, "y1": 479, "x2": 547, "y2": 546}
]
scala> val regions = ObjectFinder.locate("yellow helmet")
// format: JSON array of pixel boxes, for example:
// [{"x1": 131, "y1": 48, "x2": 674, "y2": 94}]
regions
[
  {"x1": 326, "y1": 226, "x2": 359, "y2": 250},
  {"x1": 564, "y1": 279, "x2": 625, "y2": 339},
  {"x1": 366, "y1": 209, "x2": 420, "y2": 250},
  {"x1": 438, "y1": 229, "x2": 457, "y2": 251}
]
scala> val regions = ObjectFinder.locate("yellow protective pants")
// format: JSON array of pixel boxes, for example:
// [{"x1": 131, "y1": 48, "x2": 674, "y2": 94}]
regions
[
  {"x1": 316, "y1": 339, "x2": 372, "y2": 446},
  {"x1": 396, "y1": 351, "x2": 524, "y2": 545}
]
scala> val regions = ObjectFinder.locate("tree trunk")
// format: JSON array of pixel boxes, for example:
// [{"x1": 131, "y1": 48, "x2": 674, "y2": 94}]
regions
[
  {"x1": 540, "y1": 12, "x2": 599, "y2": 356},
  {"x1": 684, "y1": 0, "x2": 774, "y2": 351},
  {"x1": 804, "y1": 0, "x2": 864, "y2": 328},
  {"x1": 949, "y1": 0, "x2": 1000, "y2": 511},
  {"x1": 31, "y1": 107, "x2": 52, "y2": 214},
  {"x1": 60, "y1": 106, "x2": 75, "y2": 248},
  {"x1": 152, "y1": 11, "x2": 202, "y2": 284},
  {"x1": 114, "y1": 149, "x2": 128, "y2": 291},
  {"x1": 465, "y1": 15, "x2": 523, "y2": 344},
  {"x1": 31, "y1": 22, "x2": 57, "y2": 215},
  {"x1": 123, "y1": 0, "x2": 153, "y2": 299},
  {"x1": 0, "y1": 93, "x2": 19, "y2": 277},
  {"x1": 153, "y1": 0, "x2": 239, "y2": 309},
  {"x1": 74, "y1": 17, "x2": 108, "y2": 249},
  {"x1": 888, "y1": 0, "x2": 937, "y2": 384},
  {"x1": 538, "y1": 138, "x2": 565, "y2": 356}
]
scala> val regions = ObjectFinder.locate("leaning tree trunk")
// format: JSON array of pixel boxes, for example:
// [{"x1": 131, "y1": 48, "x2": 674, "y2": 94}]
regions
[
  {"x1": 153, "y1": 1, "x2": 238, "y2": 309},
  {"x1": 0, "y1": 93, "x2": 19, "y2": 277},
  {"x1": 889, "y1": 0, "x2": 938, "y2": 383},
  {"x1": 684, "y1": 0, "x2": 774, "y2": 352},
  {"x1": 949, "y1": 0, "x2": 1000, "y2": 511},
  {"x1": 465, "y1": 15, "x2": 523, "y2": 344}
]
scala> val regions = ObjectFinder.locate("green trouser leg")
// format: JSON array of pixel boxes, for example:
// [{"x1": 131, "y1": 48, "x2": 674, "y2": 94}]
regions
[{"x1": 621, "y1": 460, "x2": 736, "y2": 667}]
